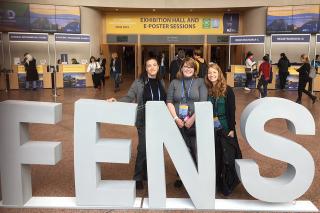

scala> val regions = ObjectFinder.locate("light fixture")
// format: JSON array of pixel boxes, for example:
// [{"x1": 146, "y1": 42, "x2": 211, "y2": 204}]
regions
[
  {"x1": 115, "y1": 8, "x2": 119, "y2": 11},
  {"x1": 152, "y1": 9, "x2": 156, "y2": 12},
  {"x1": 190, "y1": 9, "x2": 193, "y2": 12}
]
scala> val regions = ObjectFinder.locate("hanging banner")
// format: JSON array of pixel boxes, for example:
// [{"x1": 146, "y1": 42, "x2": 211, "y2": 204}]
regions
[
  {"x1": 55, "y1": 34, "x2": 90, "y2": 42},
  {"x1": 271, "y1": 34, "x2": 311, "y2": 43},
  {"x1": 316, "y1": 34, "x2": 320, "y2": 43},
  {"x1": 223, "y1": 14, "x2": 239, "y2": 33},
  {"x1": 229, "y1": 35, "x2": 265, "y2": 44},
  {"x1": 105, "y1": 13, "x2": 230, "y2": 35},
  {"x1": 9, "y1": 32, "x2": 48, "y2": 41}
]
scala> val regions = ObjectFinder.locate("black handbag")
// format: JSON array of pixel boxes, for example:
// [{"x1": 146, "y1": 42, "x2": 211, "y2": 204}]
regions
[{"x1": 218, "y1": 131, "x2": 241, "y2": 196}]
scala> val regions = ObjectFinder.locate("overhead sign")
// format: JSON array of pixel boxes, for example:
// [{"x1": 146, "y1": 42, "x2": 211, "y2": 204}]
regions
[
  {"x1": 207, "y1": 35, "x2": 229, "y2": 44},
  {"x1": 105, "y1": 13, "x2": 229, "y2": 35},
  {"x1": 316, "y1": 34, "x2": 320, "y2": 43},
  {"x1": 106, "y1": 34, "x2": 138, "y2": 43},
  {"x1": 54, "y1": 34, "x2": 90, "y2": 42},
  {"x1": 271, "y1": 34, "x2": 311, "y2": 43},
  {"x1": 9, "y1": 32, "x2": 48, "y2": 42},
  {"x1": 230, "y1": 35, "x2": 265, "y2": 44}
]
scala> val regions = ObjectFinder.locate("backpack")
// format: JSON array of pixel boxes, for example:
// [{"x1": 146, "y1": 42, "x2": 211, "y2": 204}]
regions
[{"x1": 195, "y1": 59, "x2": 208, "y2": 78}]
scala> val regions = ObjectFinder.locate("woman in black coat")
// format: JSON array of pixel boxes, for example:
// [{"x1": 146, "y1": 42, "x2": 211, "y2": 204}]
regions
[
  {"x1": 296, "y1": 54, "x2": 317, "y2": 104},
  {"x1": 277, "y1": 53, "x2": 291, "y2": 90},
  {"x1": 23, "y1": 53, "x2": 39, "y2": 90},
  {"x1": 205, "y1": 62, "x2": 242, "y2": 196}
]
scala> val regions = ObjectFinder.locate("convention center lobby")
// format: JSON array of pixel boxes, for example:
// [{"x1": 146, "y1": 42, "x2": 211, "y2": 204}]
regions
[{"x1": 0, "y1": 0, "x2": 319, "y2": 212}]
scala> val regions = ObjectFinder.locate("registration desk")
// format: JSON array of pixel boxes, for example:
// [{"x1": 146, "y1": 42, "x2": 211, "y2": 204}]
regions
[
  {"x1": 58, "y1": 64, "x2": 93, "y2": 88},
  {"x1": 272, "y1": 65, "x2": 320, "y2": 91},
  {"x1": 0, "y1": 71, "x2": 6, "y2": 90},
  {"x1": 9, "y1": 65, "x2": 51, "y2": 89},
  {"x1": 227, "y1": 65, "x2": 320, "y2": 91},
  {"x1": 227, "y1": 65, "x2": 275, "y2": 89}
]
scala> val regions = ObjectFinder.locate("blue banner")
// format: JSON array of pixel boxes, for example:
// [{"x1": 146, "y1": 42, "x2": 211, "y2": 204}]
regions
[
  {"x1": 272, "y1": 34, "x2": 310, "y2": 43},
  {"x1": 230, "y1": 35, "x2": 265, "y2": 44},
  {"x1": 9, "y1": 33, "x2": 48, "y2": 41},
  {"x1": 317, "y1": 34, "x2": 320, "y2": 43},
  {"x1": 55, "y1": 34, "x2": 90, "y2": 42}
]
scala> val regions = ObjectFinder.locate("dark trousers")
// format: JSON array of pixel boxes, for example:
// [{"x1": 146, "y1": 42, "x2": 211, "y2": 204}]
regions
[
  {"x1": 279, "y1": 72, "x2": 288, "y2": 89},
  {"x1": 113, "y1": 73, "x2": 120, "y2": 89},
  {"x1": 297, "y1": 79, "x2": 315, "y2": 102},
  {"x1": 133, "y1": 126, "x2": 147, "y2": 181},
  {"x1": 92, "y1": 73, "x2": 101, "y2": 88},
  {"x1": 308, "y1": 77, "x2": 313, "y2": 92},
  {"x1": 215, "y1": 129, "x2": 223, "y2": 191},
  {"x1": 245, "y1": 72, "x2": 252, "y2": 88},
  {"x1": 179, "y1": 125, "x2": 197, "y2": 165},
  {"x1": 257, "y1": 77, "x2": 268, "y2": 98}
]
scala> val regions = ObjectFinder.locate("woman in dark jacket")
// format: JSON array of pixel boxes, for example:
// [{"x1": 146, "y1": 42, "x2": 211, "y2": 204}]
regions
[
  {"x1": 110, "y1": 52, "x2": 121, "y2": 92},
  {"x1": 23, "y1": 53, "x2": 39, "y2": 90},
  {"x1": 296, "y1": 54, "x2": 317, "y2": 104},
  {"x1": 277, "y1": 53, "x2": 291, "y2": 90},
  {"x1": 205, "y1": 62, "x2": 242, "y2": 196},
  {"x1": 107, "y1": 57, "x2": 166, "y2": 190}
]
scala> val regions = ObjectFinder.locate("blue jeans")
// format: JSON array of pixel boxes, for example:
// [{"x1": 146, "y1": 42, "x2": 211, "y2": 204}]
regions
[
  {"x1": 26, "y1": 81, "x2": 37, "y2": 89},
  {"x1": 257, "y1": 77, "x2": 268, "y2": 98}
]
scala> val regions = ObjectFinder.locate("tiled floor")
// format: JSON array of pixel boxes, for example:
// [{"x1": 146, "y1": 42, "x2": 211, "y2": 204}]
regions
[{"x1": 0, "y1": 75, "x2": 319, "y2": 213}]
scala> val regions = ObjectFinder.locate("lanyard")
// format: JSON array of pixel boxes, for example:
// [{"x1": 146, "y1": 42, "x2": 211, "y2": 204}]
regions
[
  {"x1": 148, "y1": 79, "x2": 161, "y2": 101},
  {"x1": 181, "y1": 78, "x2": 194, "y2": 101}
]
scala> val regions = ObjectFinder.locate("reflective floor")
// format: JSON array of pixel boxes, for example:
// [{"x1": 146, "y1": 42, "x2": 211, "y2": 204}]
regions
[{"x1": 0, "y1": 75, "x2": 319, "y2": 213}]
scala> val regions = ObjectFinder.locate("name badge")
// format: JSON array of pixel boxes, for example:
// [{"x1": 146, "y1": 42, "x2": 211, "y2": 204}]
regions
[{"x1": 179, "y1": 104, "x2": 189, "y2": 120}]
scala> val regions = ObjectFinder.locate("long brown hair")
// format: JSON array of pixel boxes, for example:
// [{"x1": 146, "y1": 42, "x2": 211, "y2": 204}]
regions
[
  {"x1": 176, "y1": 57, "x2": 198, "y2": 79},
  {"x1": 205, "y1": 63, "x2": 227, "y2": 97}
]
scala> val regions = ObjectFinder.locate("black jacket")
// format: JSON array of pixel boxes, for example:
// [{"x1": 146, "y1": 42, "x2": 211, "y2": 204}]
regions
[
  {"x1": 224, "y1": 86, "x2": 236, "y2": 131},
  {"x1": 277, "y1": 58, "x2": 291, "y2": 73},
  {"x1": 110, "y1": 58, "x2": 121, "y2": 74},
  {"x1": 24, "y1": 59, "x2": 39, "y2": 81},
  {"x1": 297, "y1": 63, "x2": 310, "y2": 82}
]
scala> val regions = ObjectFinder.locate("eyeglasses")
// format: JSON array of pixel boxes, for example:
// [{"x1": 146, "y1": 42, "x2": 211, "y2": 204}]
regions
[{"x1": 182, "y1": 65, "x2": 194, "y2": 69}]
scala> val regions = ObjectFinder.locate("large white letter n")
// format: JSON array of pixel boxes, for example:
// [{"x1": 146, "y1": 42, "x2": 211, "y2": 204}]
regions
[{"x1": 146, "y1": 101, "x2": 215, "y2": 209}]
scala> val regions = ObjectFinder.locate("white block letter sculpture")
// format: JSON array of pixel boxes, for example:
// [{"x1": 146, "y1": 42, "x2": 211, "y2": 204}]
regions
[
  {"x1": 74, "y1": 99, "x2": 137, "y2": 207},
  {"x1": 0, "y1": 100, "x2": 62, "y2": 206},
  {"x1": 237, "y1": 97, "x2": 315, "y2": 202},
  {"x1": 146, "y1": 101, "x2": 215, "y2": 209}
]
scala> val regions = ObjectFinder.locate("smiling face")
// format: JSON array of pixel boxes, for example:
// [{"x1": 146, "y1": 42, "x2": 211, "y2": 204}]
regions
[
  {"x1": 182, "y1": 62, "x2": 195, "y2": 78},
  {"x1": 207, "y1": 67, "x2": 219, "y2": 84},
  {"x1": 145, "y1": 59, "x2": 159, "y2": 78}
]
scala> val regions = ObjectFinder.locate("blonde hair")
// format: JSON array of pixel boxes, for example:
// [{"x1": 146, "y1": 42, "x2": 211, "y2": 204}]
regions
[
  {"x1": 205, "y1": 63, "x2": 227, "y2": 97},
  {"x1": 176, "y1": 57, "x2": 198, "y2": 79},
  {"x1": 300, "y1": 54, "x2": 309, "y2": 63}
]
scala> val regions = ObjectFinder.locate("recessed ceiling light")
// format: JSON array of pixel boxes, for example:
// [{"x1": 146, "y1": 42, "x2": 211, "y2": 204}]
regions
[
  {"x1": 227, "y1": 9, "x2": 231, "y2": 12},
  {"x1": 115, "y1": 8, "x2": 119, "y2": 11},
  {"x1": 152, "y1": 9, "x2": 156, "y2": 12},
  {"x1": 190, "y1": 9, "x2": 193, "y2": 12}
]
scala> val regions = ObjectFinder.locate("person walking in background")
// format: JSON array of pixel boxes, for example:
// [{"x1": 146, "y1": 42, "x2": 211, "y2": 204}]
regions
[
  {"x1": 257, "y1": 55, "x2": 271, "y2": 98},
  {"x1": 159, "y1": 52, "x2": 167, "y2": 79},
  {"x1": 244, "y1": 51, "x2": 256, "y2": 91},
  {"x1": 100, "y1": 57, "x2": 106, "y2": 87},
  {"x1": 309, "y1": 54, "x2": 320, "y2": 93},
  {"x1": 87, "y1": 56, "x2": 101, "y2": 89},
  {"x1": 295, "y1": 54, "x2": 317, "y2": 104},
  {"x1": 107, "y1": 57, "x2": 166, "y2": 190},
  {"x1": 193, "y1": 49, "x2": 208, "y2": 78},
  {"x1": 277, "y1": 53, "x2": 291, "y2": 90},
  {"x1": 169, "y1": 49, "x2": 185, "y2": 81},
  {"x1": 110, "y1": 52, "x2": 121, "y2": 92},
  {"x1": 23, "y1": 53, "x2": 39, "y2": 90}
]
